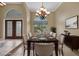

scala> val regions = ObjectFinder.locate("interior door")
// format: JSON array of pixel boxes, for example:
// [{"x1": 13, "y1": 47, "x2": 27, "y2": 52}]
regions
[{"x1": 5, "y1": 20, "x2": 22, "y2": 39}]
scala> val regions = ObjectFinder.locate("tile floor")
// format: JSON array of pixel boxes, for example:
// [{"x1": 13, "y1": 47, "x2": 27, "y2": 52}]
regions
[
  {"x1": 0, "y1": 40, "x2": 79, "y2": 56},
  {"x1": 11, "y1": 44, "x2": 79, "y2": 56}
]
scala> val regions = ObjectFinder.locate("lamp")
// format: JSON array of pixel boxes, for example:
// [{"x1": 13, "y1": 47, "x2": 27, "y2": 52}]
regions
[
  {"x1": 36, "y1": 2, "x2": 50, "y2": 17},
  {"x1": 0, "y1": 2, "x2": 6, "y2": 6}
]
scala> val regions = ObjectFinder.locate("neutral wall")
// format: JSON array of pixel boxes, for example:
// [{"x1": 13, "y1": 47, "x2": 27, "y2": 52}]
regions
[
  {"x1": 30, "y1": 12, "x2": 56, "y2": 33},
  {"x1": 30, "y1": 12, "x2": 35, "y2": 34},
  {"x1": 0, "y1": 7, "x2": 5, "y2": 38},
  {"x1": 46, "y1": 12, "x2": 56, "y2": 30},
  {"x1": 0, "y1": 7, "x2": 3, "y2": 38},
  {"x1": 0, "y1": 3, "x2": 30, "y2": 40},
  {"x1": 23, "y1": 3, "x2": 31, "y2": 36},
  {"x1": 55, "y1": 2, "x2": 79, "y2": 35},
  {"x1": 1, "y1": 2, "x2": 79, "y2": 39}
]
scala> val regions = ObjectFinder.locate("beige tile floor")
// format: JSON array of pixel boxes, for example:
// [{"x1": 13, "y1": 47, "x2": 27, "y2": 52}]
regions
[
  {"x1": 0, "y1": 40, "x2": 79, "y2": 56},
  {"x1": 12, "y1": 44, "x2": 79, "y2": 56},
  {"x1": 0, "y1": 40, "x2": 23, "y2": 56}
]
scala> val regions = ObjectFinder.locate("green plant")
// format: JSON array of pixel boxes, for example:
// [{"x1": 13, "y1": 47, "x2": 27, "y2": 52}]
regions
[{"x1": 50, "y1": 27, "x2": 56, "y2": 33}]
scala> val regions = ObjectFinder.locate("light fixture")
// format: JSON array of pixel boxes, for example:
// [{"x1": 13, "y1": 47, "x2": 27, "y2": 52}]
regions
[
  {"x1": 0, "y1": 2, "x2": 6, "y2": 6},
  {"x1": 36, "y1": 2, "x2": 50, "y2": 17}
]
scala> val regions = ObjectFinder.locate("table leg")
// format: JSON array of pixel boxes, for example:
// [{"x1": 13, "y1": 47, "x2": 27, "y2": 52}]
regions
[
  {"x1": 33, "y1": 43, "x2": 35, "y2": 56},
  {"x1": 55, "y1": 42, "x2": 58, "y2": 56},
  {"x1": 27, "y1": 41, "x2": 31, "y2": 56}
]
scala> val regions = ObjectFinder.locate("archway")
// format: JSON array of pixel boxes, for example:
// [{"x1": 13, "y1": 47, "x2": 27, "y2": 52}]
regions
[{"x1": 4, "y1": 9, "x2": 23, "y2": 39}]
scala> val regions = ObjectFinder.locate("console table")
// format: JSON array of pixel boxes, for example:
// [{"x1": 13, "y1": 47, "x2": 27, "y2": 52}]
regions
[{"x1": 64, "y1": 35, "x2": 79, "y2": 51}]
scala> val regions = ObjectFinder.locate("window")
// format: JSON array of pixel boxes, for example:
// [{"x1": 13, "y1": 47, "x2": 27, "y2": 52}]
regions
[{"x1": 33, "y1": 16, "x2": 48, "y2": 34}]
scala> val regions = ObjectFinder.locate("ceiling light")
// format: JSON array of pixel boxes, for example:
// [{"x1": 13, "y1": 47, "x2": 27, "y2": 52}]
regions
[
  {"x1": 0, "y1": 2, "x2": 6, "y2": 7},
  {"x1": 36, "y1": 2, "x2": 50, "y2": 17}
]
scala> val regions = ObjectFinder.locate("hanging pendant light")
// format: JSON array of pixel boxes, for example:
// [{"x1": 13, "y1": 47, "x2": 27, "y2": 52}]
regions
[
  {"x1": 0, "y1": 2, "x2": 6, "y2": 7},
  {"x1": 36, "y1": 2, "x2": 50, "y2": 17}
]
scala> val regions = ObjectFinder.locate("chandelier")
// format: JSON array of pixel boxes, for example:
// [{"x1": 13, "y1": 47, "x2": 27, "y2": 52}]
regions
[
  {"x1": 0, "y1": 2, "x2": 6, "y2": 6},
  {"x1": 36, "y1": 2, "x2": 50, "y2": 17}
]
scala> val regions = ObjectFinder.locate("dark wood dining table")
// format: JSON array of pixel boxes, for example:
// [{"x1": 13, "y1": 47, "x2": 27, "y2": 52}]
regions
[{"x1": 27, "y1": 37, "x2": 58, "y2": 56}]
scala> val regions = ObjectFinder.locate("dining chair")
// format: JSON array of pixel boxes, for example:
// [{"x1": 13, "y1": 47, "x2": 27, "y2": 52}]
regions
[
  {"x1": 34, "y1": 43, "x2": 54, "y2": 56},
  {"x1": 49, "y1": 32, "x2": 57, "y2": 38},
  {"x1": 28, "y1": 32, "x2": 36, "y2": 55},
  {"x1": 57, "y1": 34, "x2": 64, "y2": 56},
  {"x1": 28, "y1": 32, "x2": 32, "y2": 38},
  {"x1": 49, "y1": 32, "x2": 53, "y2": 36},
  {"x1": 23, "y1": 34, "x2": 27, "y2": 56},
  {"x1": 33, "y1": 37, "x2": 54, "y2": 56},
  {"x1": 52, "y1": 33, "x2": 57, "y2": 38}
]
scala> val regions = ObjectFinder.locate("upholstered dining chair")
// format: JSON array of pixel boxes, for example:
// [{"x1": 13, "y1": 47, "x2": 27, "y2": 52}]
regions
[
  {"x1": 57, "y1": 34, "x2": 64, "y2": 56},
  {"x1": 34, "y1": 43, "x2": 54, "y2": 56},
  {"x1": 23, "y1": 34, "x2": 28, "y2": 56},
  {"x1": 28, "y1": 32, "x2": 32, "y2": 38},
  {"x1": 49, "y1": 32, "x2": 57, "y2": 38},
  {"x1": 23, "y1": 33, "x2": 36, "y2": 56},
  {"x1": 33, "y1": 37, "x2": 54, "y2": 56},
  {"x1": 28, "y1": 32, "x2": 36, "y2": 55},
  {"x1": 52, "y1": 33, "x2": 57, "y2": 38},
  {"x1": 49, "y1": 32, "x2": 53, "y2": 36}
]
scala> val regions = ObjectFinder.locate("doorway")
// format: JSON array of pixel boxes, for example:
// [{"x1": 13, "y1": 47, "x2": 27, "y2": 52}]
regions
[{"x1": 5, "y1": 20, "x2": 22, "y2": 39}]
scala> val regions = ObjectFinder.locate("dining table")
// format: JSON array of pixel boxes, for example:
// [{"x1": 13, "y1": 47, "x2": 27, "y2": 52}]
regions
[{"x1": 27, "y1": 36, "x2": 58, "y2": 56}]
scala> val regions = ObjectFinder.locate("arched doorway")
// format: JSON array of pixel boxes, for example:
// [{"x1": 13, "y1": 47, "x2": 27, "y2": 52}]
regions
[{"x1": 5, "y1": 9, "x2": 23, "y2": 39}]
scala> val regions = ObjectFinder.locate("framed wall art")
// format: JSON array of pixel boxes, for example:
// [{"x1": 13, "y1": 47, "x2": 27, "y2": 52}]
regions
[{"x1": 65, "y1": 16, "x2": 78, "y2": 29}]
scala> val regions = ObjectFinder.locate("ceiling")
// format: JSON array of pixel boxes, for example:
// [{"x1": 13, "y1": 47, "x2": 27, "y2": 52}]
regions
[
  {"x1": 5, "y1": 2, "x2": 23, "y2": 4},
  {"x1": 26, "y1": 2, "x2": 62, "y2": 12},
  {"x1": 5, "y1": 2, "x2": 62, "y2": 12}
]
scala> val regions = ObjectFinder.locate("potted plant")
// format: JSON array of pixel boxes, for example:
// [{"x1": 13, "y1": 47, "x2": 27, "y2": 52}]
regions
[{"x1": 50, "y1": 27, "x2": 56, "y2": 33}]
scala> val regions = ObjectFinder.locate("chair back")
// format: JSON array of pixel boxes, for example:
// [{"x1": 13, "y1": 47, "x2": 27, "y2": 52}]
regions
[
  {"x1": 28, "y1": 32, "x2": 32, "y2": 39},
  {"x1": 35, "y1": 43, "x2": 54, "y2": 56},
  {"x1": 53, "y1": 33, "x2": 57, "y2": 38},
  {"x1": 34, "y1": 37, "x2": 54, "y2": 56},
  {"x1": 23, "y1": 34, "x2": 27, "y2": 56},
  {"x1": 58, "y1": 34, "x2": 64, "y2": 56},
  {"x1": 23, "y1": 34, "x2": 27, "y2": 44},
  {"x1": 49, "y1": 32, "x2": 53, "y2": 36},
  {"x1": 59, "y1": 34, "x2": 64, "y2": 44}
]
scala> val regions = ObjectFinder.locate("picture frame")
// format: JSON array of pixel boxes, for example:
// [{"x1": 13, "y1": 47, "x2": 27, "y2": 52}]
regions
[{"x1": 65, "y1": 16, "x2": 78, "y2": 29}]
